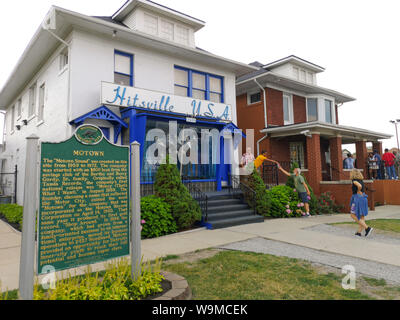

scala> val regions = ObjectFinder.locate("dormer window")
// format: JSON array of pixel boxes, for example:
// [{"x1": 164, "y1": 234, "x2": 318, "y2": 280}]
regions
[
  {"x1": 176, "y1": 25, "x2": 189, "y2": 46},
  {"x1": 160, "y1": 19, "x2": 174, "y2": 41},
  {"x1": 292, "y1": 65, "x2": 315, "y2": 84},
  {"x1": 143, "y1": 13, "x2": 158, "y2": 35}
]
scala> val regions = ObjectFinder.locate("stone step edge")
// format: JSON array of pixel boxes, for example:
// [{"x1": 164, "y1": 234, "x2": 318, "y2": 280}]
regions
[{"x1": 153, "y1": 271, "x2": 192, "y2": 300}]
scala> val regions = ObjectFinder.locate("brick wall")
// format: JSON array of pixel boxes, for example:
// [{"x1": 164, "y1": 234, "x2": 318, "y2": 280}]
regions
[
  {"x1": 329, "y1": 136, "x2": 344, "y2": 180},
  {"x1": 356, "y1": 140, "x2": 368, "y2": 173},
  {"x1": 320, "y1": 181, "x2": 375, "y2": 213},
  {"x1": 293, "y1": 95, "x2": 307, "y2": 124},
  {"x1": 374, "y1": 180, "x2": 400, "y2": 205},
  {"x1": 266, "y1": 88, "x2": 284, "y2": 126},
  {"x1": 236, "y1": 93, "x2": 265, "y2": 154},
  {"x1": 306, "y1": 134, "x2": 322, "y2": 194}
]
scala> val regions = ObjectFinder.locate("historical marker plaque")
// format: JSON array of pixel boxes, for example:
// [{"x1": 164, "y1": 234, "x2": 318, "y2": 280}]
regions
[{"x1": 37, "y1": 125, "x2": 130, "y2": 274}]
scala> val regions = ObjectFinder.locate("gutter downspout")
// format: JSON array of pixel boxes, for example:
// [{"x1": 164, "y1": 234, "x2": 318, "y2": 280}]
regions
[
  {"x1": 254, "y1": 79, "x2": 268, "y2": 156},
  {"x1": 42, "y1": 13, "x2": 72, "y2": 140}
]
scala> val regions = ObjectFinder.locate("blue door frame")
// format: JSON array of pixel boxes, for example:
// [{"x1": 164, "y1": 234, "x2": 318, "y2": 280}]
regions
[{"x1": 120, "y1": 107, "x2": 243, "y2": 190}]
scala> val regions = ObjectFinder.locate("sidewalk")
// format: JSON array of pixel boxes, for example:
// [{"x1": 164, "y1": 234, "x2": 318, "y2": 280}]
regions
[{"x1": 1, "y1": 205, "x2": 400, "y2": 291}]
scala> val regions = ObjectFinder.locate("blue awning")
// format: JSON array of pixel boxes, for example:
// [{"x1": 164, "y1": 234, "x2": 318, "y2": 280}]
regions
[{"x1": 70, "y1": 105, "x2": 128, "y2": 144}]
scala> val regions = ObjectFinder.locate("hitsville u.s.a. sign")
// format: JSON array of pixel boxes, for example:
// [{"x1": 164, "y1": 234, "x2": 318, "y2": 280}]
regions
[{"x1": 101, "y1": 82, "x2": 232, "y2": 122}]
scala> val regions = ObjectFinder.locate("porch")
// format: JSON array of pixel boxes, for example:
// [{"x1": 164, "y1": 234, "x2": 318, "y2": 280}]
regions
[{"x1": 259, "y1": 121, "x2": 392, "y2": 194}]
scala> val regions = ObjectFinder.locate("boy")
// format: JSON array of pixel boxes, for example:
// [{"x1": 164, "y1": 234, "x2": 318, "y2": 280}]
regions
[{"x1": 277, "y1": 164, "x2": 311, "y2": 217}]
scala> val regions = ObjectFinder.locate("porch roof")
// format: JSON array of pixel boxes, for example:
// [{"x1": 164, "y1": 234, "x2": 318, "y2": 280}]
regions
[{"x1": 260, "y1": 121, "x2": 392, "y2": 143}]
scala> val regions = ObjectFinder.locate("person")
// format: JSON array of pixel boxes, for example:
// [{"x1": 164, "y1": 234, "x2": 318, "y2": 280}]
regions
[
  {"x1": 253, "y1": 150, "x2": 277, "y2": 174},
  {"x1": 241, "y1": 147, "x2": 255, "y2": 167},
  {"x1": 382, "y1": 149, "x2": 397, "y2": 179},
  {"x1": 277, "y1": 164, "x2": 311, "y2": 217},
  {"x1": 343, "y1": 153, "x2": 355, "y2": 169},
  {"x1": 393, "y1": 150, "x2": 400, "y2": 179},
  {"x1": 349, "y1": 169, "x2": 373, "y2": 237},
  {"x1": 373, "y1": 150, "x2": 382, "y2": 179},
  {"x1": 367, "y1": 152, "x2": 378, "y2": 179}
]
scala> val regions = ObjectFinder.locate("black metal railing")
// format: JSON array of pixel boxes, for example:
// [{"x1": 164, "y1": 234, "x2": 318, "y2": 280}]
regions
[
  {"x1": 229, "y1": 174, "x2": 257, "y2": 215},
  {"x1": 262, "y1": 161, "x2": 292, "y2": 187},
  {"x1": 182, "y1": 176, "x2": 209, "y2": 222},
  {"x1": 0, "y1": 165, "x2": 17, "y2": 204}
]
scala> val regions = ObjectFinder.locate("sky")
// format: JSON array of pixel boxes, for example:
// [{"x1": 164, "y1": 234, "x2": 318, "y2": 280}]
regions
[{"x1": 0, "y1": 0, "x2": 400, "y2": 151}]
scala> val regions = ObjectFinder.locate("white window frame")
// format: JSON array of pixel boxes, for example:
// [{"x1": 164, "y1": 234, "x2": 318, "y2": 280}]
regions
[
  {"x1": 283, "y1": 93, "x2": 294, "y2": 125},
  {"x1": 10, "y1": 105, "x2": 15, "y2": 134},
  {"x1": 37, "y1": 83, "x2": 45, "y2": 124},
  {"x1": 306, "y1": 96, "x2": 319, "y2": 122},
  {"x1": 290, "y1": 142, "x2": 305, "y2": 169},
  {"x1": 28, "y1": 83, "x2": 37, "y2": 119},
  {"x1": 59, "y1": 48, "x2": 69, "y2": 74},
  {"x1": 17, "y1": 98, "x2": 22, "y2": 120},
  {"x1": 324, "y1": 98, "x2": 334, "y2": 124}
]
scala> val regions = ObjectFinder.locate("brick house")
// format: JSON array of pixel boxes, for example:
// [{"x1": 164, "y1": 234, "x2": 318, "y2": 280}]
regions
[{"x1": 236, "y1": 56, "x2": 391, "y2": 209}]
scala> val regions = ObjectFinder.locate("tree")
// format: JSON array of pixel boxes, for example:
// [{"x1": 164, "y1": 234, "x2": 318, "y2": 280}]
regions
[{"x1": 154, "y1": 157, "x2": 202, "y2": 230}]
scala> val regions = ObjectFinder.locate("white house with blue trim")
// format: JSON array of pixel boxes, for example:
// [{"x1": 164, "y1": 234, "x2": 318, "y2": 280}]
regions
[{"x1": 0, "y1": 0, "x2": 256, "y2": 205}]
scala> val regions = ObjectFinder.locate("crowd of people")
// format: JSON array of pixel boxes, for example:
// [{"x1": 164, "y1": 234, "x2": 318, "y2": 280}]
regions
[
  {"x1": 240, "y1": 148, "x2": 384, "y2": 237},
  {"x1": 367, "y1": 149, "x2": 400, "y2": 180}
]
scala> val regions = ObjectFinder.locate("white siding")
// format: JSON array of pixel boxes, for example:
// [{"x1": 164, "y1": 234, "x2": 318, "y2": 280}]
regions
[{"x1": 1, "y1": 42, "x2": 70, "y2": 204}]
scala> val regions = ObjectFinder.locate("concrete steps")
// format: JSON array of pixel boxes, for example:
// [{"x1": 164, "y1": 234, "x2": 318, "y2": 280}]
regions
[{"x1": 199, "y1": 189, "x2": 264, "y2": 230}]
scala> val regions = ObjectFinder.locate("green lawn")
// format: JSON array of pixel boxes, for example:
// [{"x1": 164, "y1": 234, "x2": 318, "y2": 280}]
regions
[
  {"x1": 332, "y1": 219, "x2": 400, "y2": 234},
  {"x1": 164, "y1": 250, "x2": 400, "y2": 300},
  {"x1": 3, "y1": 250, "x2": 400, "y2": 300}
]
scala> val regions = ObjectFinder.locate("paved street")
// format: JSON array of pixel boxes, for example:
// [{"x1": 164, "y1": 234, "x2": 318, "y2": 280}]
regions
[{"x1": 1, "y1": 205, "x2": 400, "y2": 291}]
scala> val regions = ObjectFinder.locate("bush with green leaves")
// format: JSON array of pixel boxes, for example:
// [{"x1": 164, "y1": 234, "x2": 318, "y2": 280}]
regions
[
  {"x1": 0, "y1": 204, "x2": 23, "y2": 230},
  {"x1": 154, "y1": 157, "x2": 201, "y2": 230},
  {"x1": 33, "y1": 259, "x2": 164, "y2": 300},
  {"x1": 141, "y1": 196, "x2": 177, "y2": 239},
  {"x1": 267, "y1": 185, "x2": 304, "y2": 218},
  {"x1": 246, "y1": 169, "x2": 271, "y2": 217}
]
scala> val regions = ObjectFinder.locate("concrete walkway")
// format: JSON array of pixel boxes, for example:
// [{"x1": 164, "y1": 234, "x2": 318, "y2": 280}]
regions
[{"x1": 1, "y1": 205, "x2": 400, "y2": 291}]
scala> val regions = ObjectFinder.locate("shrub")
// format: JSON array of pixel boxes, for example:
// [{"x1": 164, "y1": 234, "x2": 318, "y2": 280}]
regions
[
  {"x1": 0, "y1": 204, "x2": 23, "y2": 230},
  {"x1": 141, "y1": 196, "x2": 177, "y2": 239},
  {"x1": 33, "y1": 259, "x2": 164, "y2": 300},
  {"x1": 154, "y1": 157, "x2": 201, "y2": 230},
  {"x1": 267, "y1": 185, "x2": 304, "y2": 218},
  {"x1": 315, "y1": 192, "x2": 344, "y2": 214},
  {"x1": 246, "y1": 169, "x2": 271, "y2": 217}
]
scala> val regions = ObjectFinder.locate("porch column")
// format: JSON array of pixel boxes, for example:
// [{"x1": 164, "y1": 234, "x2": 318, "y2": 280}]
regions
[
  {"x1": 356, "y1": 140, "x2": 368, "y2": 174},
  {"x1": 306, "y1": 133, "x2": 322, "y2": 194},
  {"x1": 372, "y1": 141, "x2": 383, "y2": 155},
  {"x1": 329, "y1": 135, "x2": 344, "y2": 181}
]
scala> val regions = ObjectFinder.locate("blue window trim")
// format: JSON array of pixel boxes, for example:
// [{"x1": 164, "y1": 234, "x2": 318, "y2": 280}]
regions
[
  {"x1": 122, "y1": 108, "x2": 230, "y2": 128},
  {"x1": 174, "y1": 65, "x2": 224, "y2": 103},
  {"x1": 114, "y1": 50, "x2": 134, "y2": 86}
]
